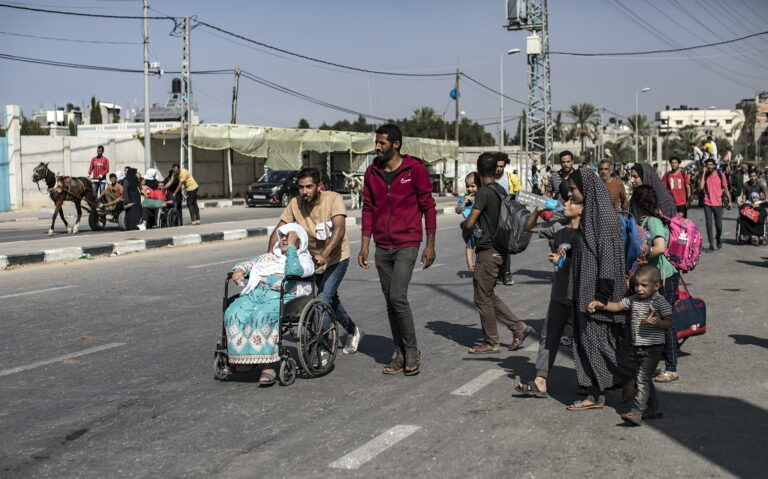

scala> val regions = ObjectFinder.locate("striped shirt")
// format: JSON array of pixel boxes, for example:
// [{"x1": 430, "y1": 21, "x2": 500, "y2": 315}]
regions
[{"x1": 619, "y1": 292, "x2": 673, "y2": 346}]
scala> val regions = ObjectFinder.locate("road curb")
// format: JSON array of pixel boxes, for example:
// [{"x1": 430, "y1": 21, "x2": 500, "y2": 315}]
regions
[{"x1": 0, "y1": 210, "x2": 456, "y2": 270}]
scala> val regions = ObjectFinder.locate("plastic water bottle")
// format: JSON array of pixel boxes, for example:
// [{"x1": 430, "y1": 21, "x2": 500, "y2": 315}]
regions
[
  {"x1": 556, "y1": 243, "x2": 571, "y2": 268},
  {"x1": 516, "y1": 190, "x2": 564, "y2": 212}
]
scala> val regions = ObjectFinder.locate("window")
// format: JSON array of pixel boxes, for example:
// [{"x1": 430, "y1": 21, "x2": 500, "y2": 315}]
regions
[
  {"x1": 725, "y1": 119, "x2": 732, "y2": 125},
  {"x1": 675, "y1": 120, "x2": 683, "y2": 125}
]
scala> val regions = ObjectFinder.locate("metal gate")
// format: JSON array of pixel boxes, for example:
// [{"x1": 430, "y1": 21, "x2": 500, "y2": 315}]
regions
[{"x1": 0, "y1": 136, "x2": 9, "y2": 212}]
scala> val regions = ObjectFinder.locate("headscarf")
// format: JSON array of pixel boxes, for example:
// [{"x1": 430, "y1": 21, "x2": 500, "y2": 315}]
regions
[
  {"x1": 239, "y1": 223, "x2": 315, "y2": 297},
  {"x1": 568, "y1": 168, "x2": 627, "y2": 323},
  {"x1": 632, "y1": 163, "x2": 676, "y2": 218}
]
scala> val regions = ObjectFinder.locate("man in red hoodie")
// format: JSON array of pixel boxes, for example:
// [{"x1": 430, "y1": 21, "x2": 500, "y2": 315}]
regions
[{"x1": 358, "y1": 124, "x2": 436, "y2": 377}]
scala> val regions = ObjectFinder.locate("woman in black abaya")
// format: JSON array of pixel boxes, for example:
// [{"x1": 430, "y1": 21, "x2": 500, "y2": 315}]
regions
[{"x1": 122, "y1": 167, "x2": 143, "y2": 230}]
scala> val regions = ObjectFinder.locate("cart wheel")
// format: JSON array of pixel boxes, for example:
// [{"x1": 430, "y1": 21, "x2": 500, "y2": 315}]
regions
[
  {"x1": 278, "y1": 358, "x2": 297, "y2": 386},
  {"x1": 117, "y1": 211, "x2": 127, "y2": 231},
  {"x1": 214, "y1": 352, "x2": 230, "y2": 381},
  {"x1": 88, "y1": 210, "x2": 105, "y2": 231}
]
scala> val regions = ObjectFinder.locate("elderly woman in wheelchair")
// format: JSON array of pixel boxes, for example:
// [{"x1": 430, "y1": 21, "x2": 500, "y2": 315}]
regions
[{"x1": 217, "y1": 223, "x2": 340, "y2": 386}]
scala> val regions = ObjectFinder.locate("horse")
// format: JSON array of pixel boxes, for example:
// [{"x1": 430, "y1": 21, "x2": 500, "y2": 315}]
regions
[
  {"x1": 31, "y1": 162, "x2": 98, "y2": 235},
  {"x1": 342, "y1": 171, "x2": 363, "y2": 210}
]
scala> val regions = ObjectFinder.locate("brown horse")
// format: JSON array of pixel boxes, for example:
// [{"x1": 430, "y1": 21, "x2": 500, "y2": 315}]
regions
[{"x1": 32, "y1": 162, "x2": 98, "y2": 235}]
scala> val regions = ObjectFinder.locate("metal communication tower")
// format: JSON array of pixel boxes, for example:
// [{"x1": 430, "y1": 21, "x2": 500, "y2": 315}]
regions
[
  {"x1": 506, "y1": 0, "x2": 553, "y2": 166},
  {"x1": 180, "y1": 16, "x2": 193, "y2": 173}
]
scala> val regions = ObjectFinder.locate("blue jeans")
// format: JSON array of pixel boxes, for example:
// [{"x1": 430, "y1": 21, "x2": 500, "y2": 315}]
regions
[
  {"x1": 92, "y1": 180, "x2": 105, "y2": 199},
  {"x1": 316, "y1": 259, "x2": 355, "y2": 334}
]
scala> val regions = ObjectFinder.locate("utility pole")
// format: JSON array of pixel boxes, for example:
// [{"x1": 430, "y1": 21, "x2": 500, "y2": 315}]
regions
[
  {"x1": 180, "y1": 16, "x2": 192, "y2": 174},
  {"x1": 454, "y1": 68, "x2": 460, "y2": 193},
  {"x1": 598, "y1": 107, "x2": 604, "y2": 160},
  {"x1": 142, "y1": 0, "x2": 151, "y2": 171},
  {"x1": 226, "y1": 66, "x2": 240, "y2": 198}
]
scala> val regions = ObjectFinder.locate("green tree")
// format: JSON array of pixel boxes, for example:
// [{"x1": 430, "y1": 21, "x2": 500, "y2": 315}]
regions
[
  {"x1": 297, "y1": 118, "x2": 310, "y2": 129},
  {"x1": 68, "y1": 120, "x2": 77, "y2": 136},
  {"x1": 20, "y1": 116, "x2": 49, "y2": 135},
  {"x1": 566, "y1": 103, "x2": 598, "y2": 159},
  {"x1": 737, "y1": 99, "x2": 757, "y2": 159},
  {"x1": 90, "y1": 96, "x2": 102, "y2": 125},
  {"x1": 552, "y1": 111, "x2": 563, "y2": 142},
  {"x1": 511, "y1": 109, "x2": 526, "y2": 145}
]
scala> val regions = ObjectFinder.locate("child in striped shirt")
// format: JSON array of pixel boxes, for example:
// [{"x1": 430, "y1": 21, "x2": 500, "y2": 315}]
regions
[{"x1": 588, "y1": 264, "x2": 673, "y2": 426}]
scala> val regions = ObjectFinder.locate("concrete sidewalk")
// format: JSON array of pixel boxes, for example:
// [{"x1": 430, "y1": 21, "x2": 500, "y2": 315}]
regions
[{"x1": 0, "y1": 206, "x2": 458, "y2": 269}]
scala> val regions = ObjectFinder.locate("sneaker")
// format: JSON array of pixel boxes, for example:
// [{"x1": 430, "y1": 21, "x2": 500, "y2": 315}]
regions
[
  {"x1": 705, "y1": 245, "x2": 715, "y2": 253},
  {"x1": 137, "y1": 224, "x2": 146, "y2": 231},
  {"x1": 342, "y1": 326, "x2": 363, "y2": 354},
  {"x1": 560, "y1": 336, "x2": 573, "y2": 347},
  {"x1": 503, "y1": 273, "x2": 515, "y2": 286},
  {"x1": 750, "y1": 236, "x2": 759, "y2": 246},
  {"x1": 716, "y1": 239, "x2": 723, "y2": 249},
  {"x1": 620, "y1": 412, "x2": 642, "y2": 426}
]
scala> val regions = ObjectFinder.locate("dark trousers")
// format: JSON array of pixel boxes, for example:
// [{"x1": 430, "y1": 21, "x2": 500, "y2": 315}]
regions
[
  {"x1": 535, "y1": 300, "x2": 571, "y2": 378},
  {"x1": 676, "y1": 204, "x2": 688, "y2": 218},
  {"x1": 631, "y1": 344, "x2": 664, "y2": 415},
  {"x1": 703, "y1": 204, "x2": 723, "y2": 247},
  {"x1": 316, "y1": 259, "x2": 356, "y2": 335},
  {"x1": 660, "y1": 273, "x2": 679, "y2": 372},
  {"x1": 374, "y1": 246, "x2": 419, "y2": 354},
  {"x1": 474, "y1": 248, "x2": 525, "y2": 345},
  {"x1": 187, "y1": 188, "x2": 200, "y2": 222}
]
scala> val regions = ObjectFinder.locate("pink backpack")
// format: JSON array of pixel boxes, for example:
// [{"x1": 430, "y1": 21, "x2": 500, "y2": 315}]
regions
[{"x1": 660, "y1": 212, "x2": 702, "y2": 272}]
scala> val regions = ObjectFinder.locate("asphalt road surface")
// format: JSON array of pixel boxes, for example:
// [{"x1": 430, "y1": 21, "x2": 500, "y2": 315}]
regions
[{"x1": 1, "y1": 212, "x2": 765, "y2": 478}]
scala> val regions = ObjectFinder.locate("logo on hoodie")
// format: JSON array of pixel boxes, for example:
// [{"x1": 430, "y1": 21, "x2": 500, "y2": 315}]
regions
[{"x1": 400, "y1": 177, "x2": 412, "y2": 184}]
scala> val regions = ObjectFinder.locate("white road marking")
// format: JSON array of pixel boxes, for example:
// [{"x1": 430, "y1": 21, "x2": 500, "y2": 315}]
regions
[
  {"x1": 187, "y1": 258, "x2": 242, "y2": 269},
  {"x1": 0, "y1": 342, "x2": 126, "y2": 377},
  {"x1": 450, "y1": 369, "x2": 506, "y2": 396},
  {"x1": 0, "y1": 285, "x2": 77, "y2": 299},
  {"x1": 329, "y1": 425, "x2": 421, "y2": 470}
]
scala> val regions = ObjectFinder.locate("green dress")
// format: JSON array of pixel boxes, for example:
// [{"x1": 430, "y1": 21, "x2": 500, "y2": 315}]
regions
[{"x1": 224, "y1": 246, "x2": 305, "y2": 364}]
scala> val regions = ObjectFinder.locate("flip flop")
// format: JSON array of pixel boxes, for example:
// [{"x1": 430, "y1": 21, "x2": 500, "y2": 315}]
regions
[
  {"x1": 515, "y1": 380, "x2": 549, "y2": 398},
  {"x1": 468, "y1": 344, "x2": 500, "y2": 355},
  {"x1": 259, "y1": 370, "x2": 276, "y2": 386},
  {"x1": 654, "y1": 371, "x2": 680, "y2": 383},
  {"x1": 566, "y1": 400, "x2": 605, "y2": 411}
]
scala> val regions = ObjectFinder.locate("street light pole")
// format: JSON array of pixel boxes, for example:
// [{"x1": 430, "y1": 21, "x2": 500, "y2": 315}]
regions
[
  {"x1": 499, "y1": 49, "x2": 520, "y2": 151},
  {"x1": 142, "y1": 0, "x2": 151, "y2": 171},
  {"x1": 635, "y1": 87, "x2": 650, "y2": 163}
]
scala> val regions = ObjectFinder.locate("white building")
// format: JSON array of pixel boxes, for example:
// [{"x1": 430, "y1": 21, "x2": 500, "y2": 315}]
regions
[{"x1": 656, "y1": 106, "x2": 744, "y2": 140}]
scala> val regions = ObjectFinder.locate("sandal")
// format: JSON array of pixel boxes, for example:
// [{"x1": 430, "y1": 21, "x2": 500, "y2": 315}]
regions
[
  {"x1": 566, "y1": 400, "x2": 605, "y2": 411},
  {"x1": 468, "y1": 343, "x2": 500, "y2": 354},
  {"x1": 404, "y1": 349, "x2": 421, "y2": 376},
  {"x1": 515, "y1": 380, "x2": 548, "y2": 398},
  {"x1": 259, "y1": 369, "x2": 276, "y2": 386},
  {"x1": 508, "y1": 326, "x2": 534, "y2": 350},
  {"x1": 654, "y1": 371, "x2": 680, "y2": 383},
  {"x1": 382, "y1": 353, "x2": 404, "y2": 375}
]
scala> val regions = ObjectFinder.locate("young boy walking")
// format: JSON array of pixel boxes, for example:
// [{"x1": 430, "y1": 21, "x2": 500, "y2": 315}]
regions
[{"x1": 589, "y1": 264, "x2": 673, "y2": 426}]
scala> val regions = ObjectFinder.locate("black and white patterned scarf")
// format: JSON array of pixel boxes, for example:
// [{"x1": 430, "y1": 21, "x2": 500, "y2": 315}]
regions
[
  {"x1": 568, "y1": 168, "x2": 627, "y2": 322},
  {"x1": 634, "y1": 162, "x2": 677, "y2": 218}
]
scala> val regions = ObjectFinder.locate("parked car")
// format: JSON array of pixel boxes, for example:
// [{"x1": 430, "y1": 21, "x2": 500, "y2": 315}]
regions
[{"x1": 244, "y1": 170, "x2": 298, "y2": 207}]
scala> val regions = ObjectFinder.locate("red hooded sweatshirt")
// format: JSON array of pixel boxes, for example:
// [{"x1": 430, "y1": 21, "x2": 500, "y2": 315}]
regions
[{"x1": 361, "y1": 154, "x2": 437, "y2": 249}]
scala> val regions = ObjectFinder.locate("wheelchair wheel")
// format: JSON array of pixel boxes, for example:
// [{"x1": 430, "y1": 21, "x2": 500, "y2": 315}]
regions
[
  {"x1": 167, "y1": 208, "x2": 180, "y2": 227},
  {"x1": 278, "y1": 357, "x2": 297, "y2": 386},
  {"x1": 296, "y1": 298, "x2": 338, "y2": 377},
  {"x1": 213, "y1": 351, "x2": 230, "y2": 381}
]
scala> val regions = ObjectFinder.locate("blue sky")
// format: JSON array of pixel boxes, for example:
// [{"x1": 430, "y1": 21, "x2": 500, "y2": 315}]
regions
[{"x1": 2, "y1": 0, "x2": 766, "y2": 133}]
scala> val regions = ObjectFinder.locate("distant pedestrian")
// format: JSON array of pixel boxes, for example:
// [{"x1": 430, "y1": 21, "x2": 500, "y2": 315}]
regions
[
  {"x1": 171, "y1": 163, "x2": 201, "y2": 225},
  {"x1": 97, "y1": 173, "x2": 123, "y2": 207},
  {"x1": 455, "y1": 172, "x2": 480, "y2": 270},
  {"x1": 163, "y1": 168, "x2": 183, "y2": 224},
  {"x1": 358, "y1": 124, "x2": 436, "y2": 376},
  {"x1": 461, "y1": 152, "x2": 532, "y2": 355},
  {"x1": 546, "y1": 150, "x2": 575, "y2": 201},
  {"x1": 629, "y1": 163, "x2": 677, "y2": 218},
  {"x1": 699, "y1": 157, "x2": 733, "y2": 251},
  {"x1": 270, "y1": 167, "x2": 363, "y2": 355},
  {"x1": 589, "y1": 264, "x2": 673, "y2": 426},
  {"x1": 662, "y1": 157, "x2": 692, "y2": 217},
  {"x1": 122, "y1": 167, "x2": 142, "y2": 230},
  {"x1": 598, "y1": 159, "x2": 627, "y2": 210},
  {"x1": 742, "y1": 169, "x2": 766, "y2": 202},
  {"x1": 88, "y1": 145, "x2": 109, "y2": 198}
]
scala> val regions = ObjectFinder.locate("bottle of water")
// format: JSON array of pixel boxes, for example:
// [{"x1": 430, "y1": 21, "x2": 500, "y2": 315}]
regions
[{"x1": 516, "y1": 190, "x2": 564, "y2": 212}]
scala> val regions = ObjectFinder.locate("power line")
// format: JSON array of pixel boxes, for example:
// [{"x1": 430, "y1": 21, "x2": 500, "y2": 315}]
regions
[
  {"x1": 0, "y1": 2, "x2": 176, "y2": 19},
  {"x1": 459, "y1": 73, "x2": 526, "y2": 106},
  {"x1": 0, "y1": 52, "x2": 232, "y2": 74},
  {"x1": 196, "y1": 21, "x2": 454, "y2": 78},
  {"x1": 0, "y1": 30, "x2": 140, "y2": 45},
  {"x1": 551, "y1": 29, "x2": 768, "y2": 56}
]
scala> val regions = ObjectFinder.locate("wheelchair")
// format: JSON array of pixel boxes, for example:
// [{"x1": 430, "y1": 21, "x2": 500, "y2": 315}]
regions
[
  {"x1": 214, "y1": 272, "x2": 338, "y2": 385},
  {"x1": 735, "y1": 202, "x2": 768, "y2": 246},
  {"x1": 158, "y1": 204, "x2": 181, "y2": 228}
]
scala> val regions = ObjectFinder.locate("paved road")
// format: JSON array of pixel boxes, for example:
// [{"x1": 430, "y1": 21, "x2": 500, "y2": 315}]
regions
[{"x1": 0, "y1": 211, "x2": 765, "y2": 478}]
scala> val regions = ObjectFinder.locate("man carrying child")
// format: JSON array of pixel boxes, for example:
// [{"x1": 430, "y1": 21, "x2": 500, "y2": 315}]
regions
[{"x1": 589, "y1": 264, "x2": 673, "y2": 426}]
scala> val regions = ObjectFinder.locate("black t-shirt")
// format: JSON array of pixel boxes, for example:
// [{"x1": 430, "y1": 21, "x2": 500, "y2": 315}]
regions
[
  {"x1": 743, "y1": 181, "x2": 767, "y2": 200},
  {"x1": 381, "y1": 167, "x2": 402, "y2": 185},
  {"x1": 472, "y1": 182, "x2": 505, "y2": 251}
]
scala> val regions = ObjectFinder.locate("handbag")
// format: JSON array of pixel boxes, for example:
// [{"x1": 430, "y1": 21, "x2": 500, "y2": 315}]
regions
[
  {"x1": 740, "y1": 205, "x2": 760, "y2": 223},
  {"x1": 673, "y1": 275, "x2": 707, "y2": 349}
]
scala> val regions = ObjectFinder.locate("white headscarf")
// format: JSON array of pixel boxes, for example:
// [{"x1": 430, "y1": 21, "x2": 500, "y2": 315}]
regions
[{"x1": 238, "y1": 223, "x2": 315, "y2": 297}]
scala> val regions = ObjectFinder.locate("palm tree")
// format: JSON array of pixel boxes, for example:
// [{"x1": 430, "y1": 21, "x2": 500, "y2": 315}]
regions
[
  {"x1": 676, "y1": 125, "x2": 701, "y2": 149},
  {"x1": 552, "y1": 111, "x2": 563, "y2": 142},
  {"x1": 737, "y1": 100, "x2": 757, "y2": 158},
  {"x1": 566, "y1": 103, "x2": 598, "y2": 159}
]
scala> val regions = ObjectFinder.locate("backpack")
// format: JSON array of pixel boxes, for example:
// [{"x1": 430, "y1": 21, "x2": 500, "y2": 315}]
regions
[
  {"x1": 659, "y1": 211, "x2": 702, "y2": 272},
  {"x1": 618, "y1": 211, "x2": 652, "y2": 281},
  {"x1": 489, "y1": 183, "x2": 532, "y2": 255}
]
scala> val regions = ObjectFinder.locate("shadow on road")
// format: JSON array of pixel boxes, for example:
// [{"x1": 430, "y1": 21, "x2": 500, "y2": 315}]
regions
[
  {"x1": 729, "y1": 334, "x2": 768, "y2": 349},
  {"x1": 426, "y1": 320, "x2": 482, "y2": 348},
  {"x1": 647, "y1": 391, "x2": 768, "y2": 479},
  {"x1": 356, "y1": 333, "x2": 395, "y2": 365},
  {"x1": 513, "y1": 268, "x2": 553, "y2": 281},
  {"x1": 735, "y1": 259, "x2": 768, "y2": 268}
]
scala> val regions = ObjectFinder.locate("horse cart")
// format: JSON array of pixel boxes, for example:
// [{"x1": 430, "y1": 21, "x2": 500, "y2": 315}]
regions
[{"x1": 88, "y1": 201, "x2": 128, "y2": 231}]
